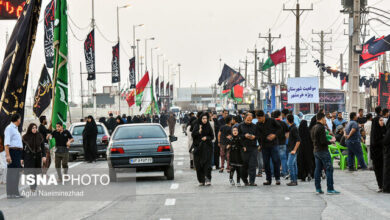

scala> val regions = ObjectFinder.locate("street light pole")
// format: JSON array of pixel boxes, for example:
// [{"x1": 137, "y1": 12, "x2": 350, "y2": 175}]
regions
[
  {"x1": 115, "y1": 4, "x2": 131, "y2": 114},
  {"x1": 144, "y1": 37, "x2": 155, "y2": 72},
  {"x1": 116, "y1": 6, "x2": 121, "y2": 114},
  {"x1": 136, "y1": 39, "x2": 140, "y2": 80},
  {"x1": 178, "y1": 63, "x2": 181, "y2": 88}
]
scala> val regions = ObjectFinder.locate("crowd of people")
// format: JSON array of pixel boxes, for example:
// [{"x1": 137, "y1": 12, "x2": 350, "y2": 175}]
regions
[{"x1": 183, "y1": 108, "x2": 390, "y2": 194}]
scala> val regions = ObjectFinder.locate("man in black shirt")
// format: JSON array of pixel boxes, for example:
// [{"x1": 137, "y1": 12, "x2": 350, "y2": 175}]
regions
[
  {"x1": 106, "y1": 113, "x2": 116, "y2": 134},
  {"x1": 256, "y1": 110, "x2": 282, "y2": 185},
  {"x1": 274, "y1": 110, "x2": 289, "y2": 177},
  {"x1": 218, "y1": 116, "x2": 233, "y2": 172},
  {"x1": 286, "y1": 114, "x2": 300, "y2": 186},
  {"x1": 310, "y1": 112, "x2": 339, "y2": 195},
  {"x1": 39, "y1": 116, "x2": 51, "y2": 172},
  {"x1": 357, "y1": 108, "x2": 367, "y2": 126},
  {"x1": 48, "y1": 122, "x2": 74, "y2": 181},
  {"x1": 238, "y1": 112, "x2": 257, "y2": 186}
]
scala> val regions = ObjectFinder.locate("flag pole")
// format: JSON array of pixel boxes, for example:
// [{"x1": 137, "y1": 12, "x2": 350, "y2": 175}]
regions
[{"x1": 50, "y1": 44, "x2": 60, "y2": 129}]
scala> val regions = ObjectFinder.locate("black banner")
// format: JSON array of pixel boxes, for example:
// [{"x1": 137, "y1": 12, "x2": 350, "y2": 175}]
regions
[
  {"x1": 166, "y1": 82, "x2": 169, "y2": 97},
  {"x1": 155, "y1": 76, "x2": 159, "y2": 97},
  {"x1": 378, "y1": 72, "x2": 390, "y2": 109},
  {"x1": 129, "y1": 57, "x2": 135, "y2": 88},
  {"x1": 160, "y1": 81, "x2": 164, "y2": 96},
  {"x1": 43, "y1": 0, "x2": 54, "y2": 68},
  {"x1": 33, "y1": 65, "x2": 52, "y2": 117},
  {"x1": 170, "y1": 84, "x2": 173, "y2": 99},
  {"x1": 111, "y1": 43, "x2": 120, "y2": 83},
  {"x1": 319, "y1": 92, "x2": 345, "y2": 104},
  {"x1": 84, "y1": 29, "x2": 96, "y2": 80},
  {"x1": 0, "y1": 0, "x2": 42, "y2": 135}
]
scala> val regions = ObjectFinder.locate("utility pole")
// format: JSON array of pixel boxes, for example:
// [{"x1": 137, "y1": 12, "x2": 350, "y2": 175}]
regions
[
  {"x1": 259, "y1": 29, "x2": 281, "y2": 83},
  {"x1": 312, "y1": 30, "x2": 332, "y2": 89},
  {"x1": 284, "y1": 1, "x2": 313, "y2": 113},
  {"x1": 240, "y1": 58, "x2": 253, "y2": 88},
  {"x1": 248, "y1": 47, "x2": 265, "y2": 109},
  {"x1": 345, "y1": 0, "x2": 364, "y2": 113},
  {"x1": 340, "y1": 53, "x2": 344, "y2": 90}
]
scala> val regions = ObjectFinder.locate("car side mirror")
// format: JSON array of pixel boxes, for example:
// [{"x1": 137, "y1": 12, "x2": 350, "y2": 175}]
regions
[{"x1": 169, "y1": 136, "x2": 177, "y2": 142}]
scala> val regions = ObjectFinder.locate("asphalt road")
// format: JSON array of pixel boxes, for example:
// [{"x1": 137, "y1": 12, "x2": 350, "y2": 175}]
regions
[{"x1": 0, "y1": 124, "x2": 390, "y2": 220}]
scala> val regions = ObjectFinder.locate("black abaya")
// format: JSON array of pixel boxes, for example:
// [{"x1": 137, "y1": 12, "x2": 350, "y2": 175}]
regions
[
  {"x1": 83, "y1": 118, "x2": 98, "y2": 162},
  {"x1": 192, "y1": 116, "x2": 214, "y2": 184},
  {"x1": 297, "y1": 120, "x2": 315, "y2": 181}
]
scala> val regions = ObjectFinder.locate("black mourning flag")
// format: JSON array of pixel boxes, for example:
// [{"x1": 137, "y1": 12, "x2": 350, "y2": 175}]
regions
[
  {"x1": 111, "y1": 43, "x2": 120, "y2": 83},
  {"x1": 43, "y1": 0, "x2": 54, "y2": 68},
  {"x1": 218, "y1": 64, "x2": 245, "y2": 90},
  {"x1": 84, "y1": 29, "x2": 96, "y2": 80},
  {"x1": 129, "y1": 57, "x2": 136, "y2": 88},
  {"x1": 33, "y1": 65, "x2": 52, "y2": 117},
  {"x1": 0, "y1": 0, "x2": 42, "y2": 135}
]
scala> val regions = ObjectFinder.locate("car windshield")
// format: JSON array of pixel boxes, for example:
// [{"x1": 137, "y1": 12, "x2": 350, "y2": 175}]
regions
[
  {"x1": 72, "y1": 125, "x2": 105, "y2": 135},
  {"x1": 113, "y1": 126, "x2": 166, "y2": 140}
]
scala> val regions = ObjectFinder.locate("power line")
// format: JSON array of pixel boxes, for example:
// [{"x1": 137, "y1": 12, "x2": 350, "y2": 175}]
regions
[
  {"x1": 95, "y1": 24, "x2": 116, "y2": 44},
  {"x1": 68, "y1": 14, "x2": 91, "y2": 30},
  {"x1": 68, "y1": 22, "x2": 86, "y2": 42}
]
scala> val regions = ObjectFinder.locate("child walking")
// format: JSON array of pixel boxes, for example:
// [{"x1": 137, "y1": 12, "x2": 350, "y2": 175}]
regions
[{"x1": 227, "y1": 127, "x2": 245, "y2": 187}]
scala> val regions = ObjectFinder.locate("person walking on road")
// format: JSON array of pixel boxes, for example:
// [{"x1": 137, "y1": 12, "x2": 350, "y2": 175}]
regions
[
  {"x1": 238, "y1": 112, "x2": 258, "y2": 186},
  {"x1": 106, "y1": 113, "x2": 116, "y2": 134},
  {"x1": 370, "y1": 106, "x2": 386, "y2": 192},
  {"x1": 39, "y1": 116, "x2": 51, "y2": 173},
  {"x1": 297, "y1": 120, "x2": 315, "y2": 181},
  {"x1": 192, "y1": 113, "x2": 214, "y2": 186},
  {"x1": 22, "y1": 123, "x2": 46, "y2": 191},
  {"x1": 311, "y1": 112, "x2": 340, "y2": 195},
  {"x1": 47, "y1": 122, "x2": 74, "y2": 181},
  {"x1": 256, "y1": 110, "x2": 282, "y2": 186},
  {"x1": 364, "y1": 113, "x2": 373, "y2": 169},
  {"x1": 186, "y1": 113, "x2": 197, "y2": 169},
  {"x1": 344, "y1": 112, "x2": 367, "y2": 171},
  {"x1": 0, "y1": 135, "x2": 6, "y2": 185},
  {"x1": 286, "y1": 115, "x2": 300, "y2": 186},
  {"x1": 218, "y1": 115, "x2": 233, "y2": 173},
  {"x1": 4, "y1": 113, "x2": 24, "y2": 199},
  {"x1": 83, "y1": 115, "x2": 98, "y2": 163},
  {"x1": 168, "y1": 113, "x2": 176, "y2": 137},
  {"x1": 227, "y1": 126, "x2": 244, "y2": 187}
]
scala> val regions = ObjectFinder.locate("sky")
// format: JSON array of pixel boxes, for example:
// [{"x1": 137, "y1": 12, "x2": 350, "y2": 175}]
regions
[{"x1": 0, "y1": 0, "x2": 389, "y2": 105}]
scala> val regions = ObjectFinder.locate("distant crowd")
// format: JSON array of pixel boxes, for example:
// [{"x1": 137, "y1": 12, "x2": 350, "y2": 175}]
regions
[{"x1": 182, "y1": 108, "x2": 390, "y2": 194}]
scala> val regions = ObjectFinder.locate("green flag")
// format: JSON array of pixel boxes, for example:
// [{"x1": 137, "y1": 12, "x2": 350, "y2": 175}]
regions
[
  {"x1": 51, "y1": 0, "x2": 68, "y2": 130},
  {"x1": 261, "y1": 57, "x2": 274, "y2": 71}
]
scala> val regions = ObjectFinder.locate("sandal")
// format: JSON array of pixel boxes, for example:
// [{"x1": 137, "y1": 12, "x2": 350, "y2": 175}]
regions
[{"x1": 219, "y1": 168, "x2": 224, "y2": 173}]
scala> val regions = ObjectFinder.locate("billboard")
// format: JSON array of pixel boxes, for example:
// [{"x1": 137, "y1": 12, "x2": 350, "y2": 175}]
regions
[{"x1": 287, "y1": 77, "x2": 319, "y2": 104}]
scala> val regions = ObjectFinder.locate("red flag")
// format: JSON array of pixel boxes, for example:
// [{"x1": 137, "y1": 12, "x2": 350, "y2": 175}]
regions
[
  {"x1": 270, "y1": 47, "x2": 286, "y2": 65},
  {"x1": 136, "y1": 72, "x2": 149, "y2": 95},
  {"x1": 233, "y1": 85, "x2": 243, "y2": 98},
  {"x1": 126, "y1": 90, "x2": 135, "y2": 107}
]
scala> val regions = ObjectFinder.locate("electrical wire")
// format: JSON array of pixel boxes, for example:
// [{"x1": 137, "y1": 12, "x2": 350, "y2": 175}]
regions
[
  {"x1": 95, "y1": 24, "x2": 116, "y2": 44},
  {"x1": 68, "y1": 14, "x2": 92, "y2": 30},
  {"x1": 68, "y1": 22, "x2": 86, "y2": 42}
]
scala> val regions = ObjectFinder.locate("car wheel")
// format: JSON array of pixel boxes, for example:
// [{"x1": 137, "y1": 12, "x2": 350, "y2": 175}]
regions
[
  {"x1": 165, "y1": 165, "x2": 174, "y2": 180},
  {"x1": 109, "y1": 168, "x2": 117, "y2": 182}
]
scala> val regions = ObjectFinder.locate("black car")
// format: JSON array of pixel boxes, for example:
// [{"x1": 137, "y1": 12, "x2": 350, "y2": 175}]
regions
[{"x1": 107, "y1": 123, "x2": 176, "y2": 181}]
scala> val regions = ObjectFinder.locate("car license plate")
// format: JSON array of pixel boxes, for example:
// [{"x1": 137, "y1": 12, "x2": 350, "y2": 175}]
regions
[{"x1": 130, "y1": 157, "x2": 153, "y2": 164}]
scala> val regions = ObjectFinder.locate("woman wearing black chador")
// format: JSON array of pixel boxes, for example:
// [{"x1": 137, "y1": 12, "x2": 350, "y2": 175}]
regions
[
  {"x1": 192, "y1": 113, "x2": 214, "y2": 186},
  {"x1": 83, "y1": 115, "x2": 98, "y2": 163}
]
